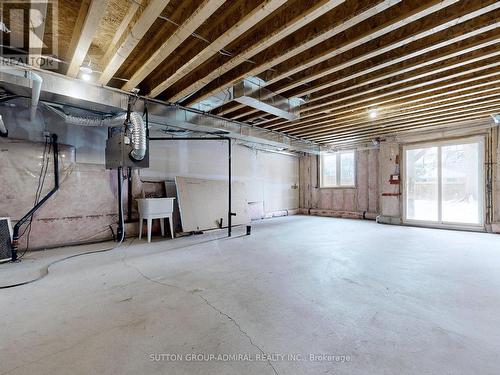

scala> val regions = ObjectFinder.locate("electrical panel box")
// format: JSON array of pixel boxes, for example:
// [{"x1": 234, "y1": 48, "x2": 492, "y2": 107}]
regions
[{"x1": 105, "y1": 128, "x2": 149, "y2": 169}]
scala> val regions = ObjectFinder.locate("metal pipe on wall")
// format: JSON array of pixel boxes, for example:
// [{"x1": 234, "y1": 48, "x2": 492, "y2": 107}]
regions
[
  {"x1": 127, "y1": 167, "x2": 133, "y2": 222},
  {"x1": 117, "y1": 167, "x2": 124, "y2": 241}
]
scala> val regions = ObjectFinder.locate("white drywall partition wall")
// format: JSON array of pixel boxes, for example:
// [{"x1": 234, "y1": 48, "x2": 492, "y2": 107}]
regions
[
  {"x1": 141, "y1": 140, "x2": 300, "y2": 216},
  {"x1": 175, "y1": 176, "x2": 251, "y2": 232}
]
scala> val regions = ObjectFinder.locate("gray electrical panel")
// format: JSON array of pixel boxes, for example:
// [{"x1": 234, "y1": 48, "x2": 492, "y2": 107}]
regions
[{"x1": 105, "y1": 129, "x2": 149, "y2": 169}]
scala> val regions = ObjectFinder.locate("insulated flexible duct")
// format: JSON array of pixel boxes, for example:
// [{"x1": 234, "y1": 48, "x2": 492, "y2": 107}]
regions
[
  {"x1": 128, "y1": 111, "x2": 146, "y2": 161},
  {"x1": 45, "y1": 105, "x2": 147, "y2": 161},
  {"x1": 45, "y1": 105, "x2": 127, "y2": 127}
]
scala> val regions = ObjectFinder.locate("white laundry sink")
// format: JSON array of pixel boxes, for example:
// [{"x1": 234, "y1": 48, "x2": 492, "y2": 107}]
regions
[{"x1": 136, "y1": 198, "x2": 175, "y2": 242}]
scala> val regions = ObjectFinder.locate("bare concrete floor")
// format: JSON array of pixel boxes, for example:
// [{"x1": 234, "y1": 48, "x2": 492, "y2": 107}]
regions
[{"x1": 1, "y1": 215, "x2": 500, "y2": 375}]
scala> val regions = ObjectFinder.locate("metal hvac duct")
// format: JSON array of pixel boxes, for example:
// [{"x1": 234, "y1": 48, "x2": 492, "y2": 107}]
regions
[
  {"x1": 128, "y1": 111, "x2": 146, "y2": 161},
  {"x1": 0, "y1": 60, "x2": 321, "y2": 154},
  {"x1": 0, "y1": 67, "x2": 42, "y2": 121},
  {"x1": 45, "y1": 105, "x2": 147, "y2": 161},
  {"x1": 233, "y1": 79, "x2": 300, "y2": 121}
]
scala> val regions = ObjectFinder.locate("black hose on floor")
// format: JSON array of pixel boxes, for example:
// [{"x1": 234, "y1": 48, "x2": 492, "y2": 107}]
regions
[
  {"x1": 0, "y1": 244, "x2": 120, "y2": 289},
  {"x1": 1, "y1": 177, "x2": 128, "y2": 290}
]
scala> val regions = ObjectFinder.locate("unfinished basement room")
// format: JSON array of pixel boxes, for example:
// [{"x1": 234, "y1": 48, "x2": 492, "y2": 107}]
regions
[{"x1": 1, "y1": 0, "x2": 500, "y2": 374}]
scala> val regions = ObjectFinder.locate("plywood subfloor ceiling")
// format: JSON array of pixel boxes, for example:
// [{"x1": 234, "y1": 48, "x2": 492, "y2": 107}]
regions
[{"x1": 33, "y1": 0, "x2": 500, "y2": 146}]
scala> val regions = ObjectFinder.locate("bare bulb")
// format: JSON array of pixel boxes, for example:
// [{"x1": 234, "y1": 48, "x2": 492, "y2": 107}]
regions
[{"x1": 368, "y1": 108, "x2": 378, "y2": 119}]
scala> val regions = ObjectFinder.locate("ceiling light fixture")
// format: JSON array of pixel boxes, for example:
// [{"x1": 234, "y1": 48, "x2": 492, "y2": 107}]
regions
[
  {"x1": 368, "y1": 108, "x2": 378, "y2": 119},
  {"x1": 79, "y1": 59, "x2": 93, "y2": 81},
  {"x1": 79, "y1": 64, "x2": 92, "y2": 74}
]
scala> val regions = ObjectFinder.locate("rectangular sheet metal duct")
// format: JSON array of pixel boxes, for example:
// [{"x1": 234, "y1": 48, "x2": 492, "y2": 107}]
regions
[
  {"x1": 0, "y1": 62, "x2": 320, "y2": 154},
  {"x1": 233, "y1": 79, "x2": 300, "y2": 121}
]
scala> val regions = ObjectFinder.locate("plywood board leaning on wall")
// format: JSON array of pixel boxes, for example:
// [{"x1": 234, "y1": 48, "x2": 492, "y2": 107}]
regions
[{"x1": 175, "y1": 176, "x2": 251, "y2": 232}]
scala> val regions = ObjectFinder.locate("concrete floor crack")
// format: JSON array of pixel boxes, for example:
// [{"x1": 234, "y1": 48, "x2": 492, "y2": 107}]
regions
[
  {"x1": 122, "y1": 254, "x2": 279, "y2": 375},
  {"x1": 196, "y1": 293, "x2": 279, "y2": 375}
]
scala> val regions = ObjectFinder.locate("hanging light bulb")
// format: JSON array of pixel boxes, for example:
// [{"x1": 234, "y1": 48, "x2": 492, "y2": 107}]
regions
[
  {"x1": 368, "y1": 108, "x2": 378, "y2": 119},
  {"x1": 79, "y1": 57, "x2": 93, "y2": 81}
]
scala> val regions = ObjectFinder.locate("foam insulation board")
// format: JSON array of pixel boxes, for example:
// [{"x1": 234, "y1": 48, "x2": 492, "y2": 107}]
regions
[{"x1": 175, "y1": 176, "x2": 250, "y2": 232}]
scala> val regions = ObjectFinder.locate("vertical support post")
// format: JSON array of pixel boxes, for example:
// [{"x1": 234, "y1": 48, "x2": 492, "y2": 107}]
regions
[
  {"x1": 228, "y1": 138, "x2": 232, "y2": 237},
  {"x1": 117, "y1": 166, "x2": 124, "y2": 241}
]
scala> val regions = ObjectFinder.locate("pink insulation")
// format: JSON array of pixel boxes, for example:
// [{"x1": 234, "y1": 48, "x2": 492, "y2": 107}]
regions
[{"x1": 299, "y1": 150, "x2": 380, "y2": 218}]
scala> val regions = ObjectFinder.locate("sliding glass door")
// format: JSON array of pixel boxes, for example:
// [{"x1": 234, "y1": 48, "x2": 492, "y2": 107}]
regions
[{"x1": 404, "y1": 137, "x2": 484, "y2": 227}]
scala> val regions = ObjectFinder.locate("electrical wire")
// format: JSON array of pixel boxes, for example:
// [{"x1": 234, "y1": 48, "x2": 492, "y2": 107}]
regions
[
  {"x1": 17, "y1": 137, "x2": 51, "y2": 259},
  {"x1": 0, "y1": 178, "x2": 128, "y2": 289}
]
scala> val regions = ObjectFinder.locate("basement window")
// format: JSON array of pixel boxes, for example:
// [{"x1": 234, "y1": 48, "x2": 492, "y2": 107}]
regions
[{"x1": 319, "y1": 150, "x2": 356, "y2": 188}]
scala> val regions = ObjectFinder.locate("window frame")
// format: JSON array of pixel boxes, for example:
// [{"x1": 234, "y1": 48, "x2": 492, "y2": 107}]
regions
[
  {"x1": 319, "y1": 150, "x2": 357, "y2": 188},
  {"x1": 402, "y1": 136, "x2": 485, "y2": 230}
]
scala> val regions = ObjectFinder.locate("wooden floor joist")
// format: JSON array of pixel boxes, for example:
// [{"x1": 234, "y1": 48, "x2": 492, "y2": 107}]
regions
[
  {"x1": 66, "y1": 0, "x2": 109, "y2": 77},
  {"x1": 223, "y1": 25, "x2": 500, "y2": 121},
  {"x1": 98, "y1": 0, "x2": 169, "y2": 85},
  {"x1": 33, "y1": 0, "x2": 500, "y2": 146},
  {"x1": 305, "y1": 99, "x2": 500, "y2": 140},
  {"x1": 147, "y1": 0, "x2": 288, "y2": 98},
  {"x1": 221, "y1": 1, "x2": 500, "y2": 120},
  {"x1": 164, "y1": 0, "x2": 345, "y2": 104},
  {"x1": 272, "y1": 77, "x2": 500, "y2": 133},
  {"x1": 121, "y1": 0, "x2": 225, "y2": 91},
  {"x1": 179, "y1": 0, "x2": 400, "y2": 105},
  {"x1": 316, "y1": 108, "x2": 500, "y2": 144},
  {"x1": 292, "y1": 89, "x2": 500, "y2": 137}
]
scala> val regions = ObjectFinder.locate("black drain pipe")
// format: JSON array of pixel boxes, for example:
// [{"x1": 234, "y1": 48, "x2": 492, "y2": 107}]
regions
[
  {"x1": 11, "y1": 134, "x2": 59, "y2": 261},
  {"x1": 116, "y1": 167, "x2": 124, "y2": 241},
  {"x1": 149, "y1": 137, "x2": 234, "y2": 237}
]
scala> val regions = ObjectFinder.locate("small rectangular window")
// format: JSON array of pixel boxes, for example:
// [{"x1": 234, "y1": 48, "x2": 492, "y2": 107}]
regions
[{"x1": 320, "y1": 150, "x2": 356, "y2": 188}]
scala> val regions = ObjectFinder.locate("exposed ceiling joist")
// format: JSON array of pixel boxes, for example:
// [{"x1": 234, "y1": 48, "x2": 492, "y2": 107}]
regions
[
  {"x1": 315, "y1": 107, "x2": 500, "y2": 143},
  {"x1": 319, "y1": 114, "x2": 496, "y2": 145},
  {"x1": 290, "y1": 87, "x2": 500, "y2": 136},
  {"x1": 299, "y1": 58, "x2": 500, "y2": 117},
  {"x1": 98, "y1": 0, "x2": 141, "y2": 78},
  {"x1": 120, "y1": 0, "x2": 225, "y2": 91},
  {"x1": 166, "y1": 0, "x2": 346, "y2": 103},
  {"x1": 272, "y1": 78, "x2": 500, "y2": 132},
  {"x1": 147, "y1": 0, "x2": 288, "y2": 98},
  {"x1": 222, "y1": 1, "x2": 500, "y2": 119},
  {"x1": 304, "y1": 98, "x2": 500, "y2": 139},
  {"x1": 262, "y1": 0, "x2": 459, "y2": 85},
  {"x1": 99, "y1": 0, "x2": 170, "y2": 85},
  {"x1": 181, "y1": 0, "x2": 400, "y2": 106},
  {"x1": 301, "y1": 46, "x2": 500, "y2": 112},
  {"x1": 66, "y1": 0, "x2": 109, "y2": 77}
]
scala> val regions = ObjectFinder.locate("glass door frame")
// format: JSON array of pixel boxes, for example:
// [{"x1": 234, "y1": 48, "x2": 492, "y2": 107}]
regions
[{"x1": 402, "y1": 136, "x2": 485, "y2": 230}]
